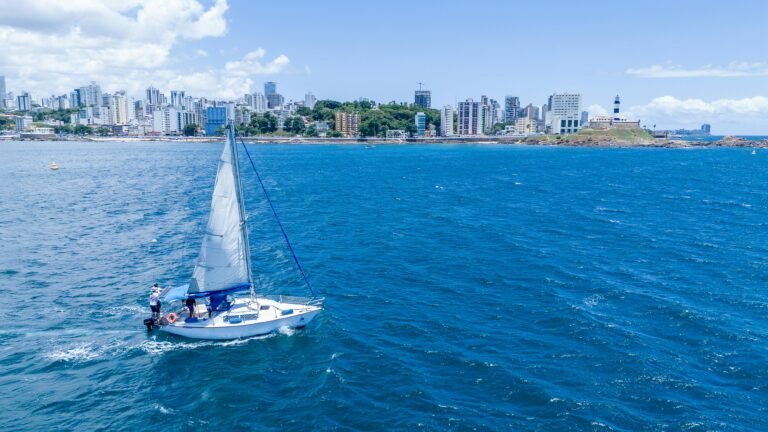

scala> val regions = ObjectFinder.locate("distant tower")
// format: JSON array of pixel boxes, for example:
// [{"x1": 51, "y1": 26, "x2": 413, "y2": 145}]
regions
[{"x1": 613, "y1": 95, "x2": 620, "y2": 120}]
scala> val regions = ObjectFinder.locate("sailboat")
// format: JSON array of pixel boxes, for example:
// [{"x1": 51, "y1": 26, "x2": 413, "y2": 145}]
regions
[
  {"x1": 50, "y1": 161, "x2": 59, "y2": 170},
  {"x1": 151, "y1": 122, "x2": 322, "y2": 340}
]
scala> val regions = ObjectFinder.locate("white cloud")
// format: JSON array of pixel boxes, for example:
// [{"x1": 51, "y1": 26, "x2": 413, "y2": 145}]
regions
[
  {"x1": 587, "y1": 104, "x2": 608, "y2": 116},
  {"x1": 0, "y1": 0, "x2": 292, "y2": 100},
  {"x1": 630, "y1": 96, "x2": 768, "y2": 133},
  {"x1": 627, "y1": 62, "x2": 768, "y2": 78}
]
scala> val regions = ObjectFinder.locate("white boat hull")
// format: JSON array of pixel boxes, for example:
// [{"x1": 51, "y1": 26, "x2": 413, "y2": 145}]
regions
[{"x1": 158, "y1": 297, "x2": 321, "y2": 340}]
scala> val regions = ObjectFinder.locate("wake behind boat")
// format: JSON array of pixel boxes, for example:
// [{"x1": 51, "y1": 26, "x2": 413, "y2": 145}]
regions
[{"x1": 144, "y1": 122, "x2": 322, "y2": 339}]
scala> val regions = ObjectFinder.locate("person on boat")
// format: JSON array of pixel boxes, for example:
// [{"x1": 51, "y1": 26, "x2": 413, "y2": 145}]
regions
[
  {"x1": 185, "y1": 297, "x2": 196, "y2": 318},
  {"x1": 149, "y1": 284, "x2": 161, "y2": 320}
]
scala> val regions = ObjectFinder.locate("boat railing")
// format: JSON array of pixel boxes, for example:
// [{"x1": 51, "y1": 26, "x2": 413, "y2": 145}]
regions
[{"x1": 262, "y1": 295, "x2": 324, "y2": 306}]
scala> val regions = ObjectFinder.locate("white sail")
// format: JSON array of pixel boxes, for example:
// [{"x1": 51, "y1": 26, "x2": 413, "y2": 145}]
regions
[{"x1": 189, "y1": 127, "x2": 251, "y2": 294}]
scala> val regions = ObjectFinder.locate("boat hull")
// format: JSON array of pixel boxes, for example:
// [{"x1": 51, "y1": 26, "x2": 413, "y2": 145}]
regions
[{"x1": 159, "y1": 305, "x2": 320, "y2": 340}]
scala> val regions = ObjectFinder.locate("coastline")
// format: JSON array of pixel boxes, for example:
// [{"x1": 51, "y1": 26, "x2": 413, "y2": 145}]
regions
[{"x1": 1, "y1": 134, "x2": 764, "y2": 148}]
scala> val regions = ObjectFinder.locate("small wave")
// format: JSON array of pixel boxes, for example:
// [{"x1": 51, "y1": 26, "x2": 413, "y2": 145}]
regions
[{"x1": 583, "y1": 294, "x2": 604, "y2": 307}]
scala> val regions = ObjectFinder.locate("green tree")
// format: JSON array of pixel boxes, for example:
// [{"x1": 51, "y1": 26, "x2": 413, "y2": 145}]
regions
[
  {"x1": 285, "y1": 116, "x2": 306, "y2": 134},
  {"x1": 184, "y1": 123, "x2": 198, "y2": 136},
  {"x1": 305, "y1": 124, "x2": 318, "y2": 137},
  {"x1": 295, "y1": 106, "x2": 312, "y2": 117},
  {"x1": 328, "y1": 130, "x2": 343, "y2": 138},
  {"x1": 96, "y1": 126, "x2": 112, "y2": 136},
  {"x1": 74, "y1": 124, "x2": 93, "y2": 135}
]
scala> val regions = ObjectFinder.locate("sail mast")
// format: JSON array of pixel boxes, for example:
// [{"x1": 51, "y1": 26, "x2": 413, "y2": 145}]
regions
[{"x1": 229, "y1": 122, "x2": 254, "y2": 293}]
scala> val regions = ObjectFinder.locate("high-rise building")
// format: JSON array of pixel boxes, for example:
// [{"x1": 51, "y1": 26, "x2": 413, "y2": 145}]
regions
[
  {"x1": 76, "y1": 82, "x2": 101, "y2": 107},
  {"x1": 252, "y1": 93, "x2": 266, "y2": 113},
  {"x1": 264, "y1": 81, "x2": 277, "y2": 96},
  {"x1": 204, "y1": 106, "x2": 227, "y2": 135},
  {"x1": 334, "y1": 112, "x2": 360, "y2": 137},
  {"x1": 547, "y1": 93, "x2": 582, "y2": 134},
  {"x1": 170, "y1": 90, "x2": 186, "y2": 108},
  {"x1": 16, "y1": 92, "x2": 31, "y2": 112},
  {"x1": 414, "y1": 90, "x2": 431, "y2": 109},
  {"x1": 267, "y1": 93, "x2": 284, "y2": 109},
  {"x1": 701, "y1": 124, "x2": 711, "y2": 135},
  {"x1": 415, "y1": 112, "x2": 426, "y2": 136},
  {"x1": 523, "y1": 104, "x2": 539, "y2": 120},
  {"x1": 304, "y1": 92, "x2": 317, "y2": 109},
  {"x1": 0, "y1": 76, "x2": 5, "y2": 108},
  {"x1": 146, "y1": 86, "x2": 161, "y2": 107},
  {"x1": 458, "y1": 99, "x2": 482, "y2": 136},
  {"x1": 581, "y1": 111, "x2": 589, "y2": 127},
  {"x1": 504, "y1": 96, "x2": 520, "y2": 124},
  {"x1": 541, "y1": 103, "x2": 548, "y2": 122},
  {"x1": 440, "y1": 105, "x2": 454, "y2": 137}
]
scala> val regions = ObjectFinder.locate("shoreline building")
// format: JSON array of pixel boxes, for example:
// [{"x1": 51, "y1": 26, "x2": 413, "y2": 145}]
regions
[
  {"x1": 415, "y1": 112, "x2": 426, "y2": 136},
  {"x1": 334, "y1": 112, "x2": 360, "y2": 137},
  {"x1": 588, "y1": 95, "x2": 640, "y2": 130},
  {"x1": 546, "y1": 92, "x2": 582, "y2": 134},
  {"x1": 440, "y1": 105, "x2": 454, "y2": 137},
  {"x1": 458, "y1": 99, "x2": 482, "y2": 136}
]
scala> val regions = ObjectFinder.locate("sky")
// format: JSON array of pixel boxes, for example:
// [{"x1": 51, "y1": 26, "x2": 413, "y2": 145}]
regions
[{"x1": 1, "y1": 0, "x2": 768, "y2": 133}]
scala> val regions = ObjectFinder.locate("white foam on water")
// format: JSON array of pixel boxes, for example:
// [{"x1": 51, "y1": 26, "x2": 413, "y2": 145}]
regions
[
  {"x1": 136, "y1": 333, "x2": 277, "y2": 355},
  {"x1": 154, "y1": 403, "x2": 175, "y2": 415},
  {"x1": 277, "y1": 326, "x2": 295, "y2": 336},
  {"x1": 44, "y1": 342, "x2": 118, "y2": 363}
]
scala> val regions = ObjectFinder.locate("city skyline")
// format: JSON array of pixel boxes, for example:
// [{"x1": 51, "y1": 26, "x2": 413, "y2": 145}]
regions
[{"x1": 1, "y1": 1, "x2": 767, "y2": 133}]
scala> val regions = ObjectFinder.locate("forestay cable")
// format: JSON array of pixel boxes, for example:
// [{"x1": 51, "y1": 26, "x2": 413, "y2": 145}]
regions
[{"x1": 238, "y1": 137, "x2": 316, "y2": 297}]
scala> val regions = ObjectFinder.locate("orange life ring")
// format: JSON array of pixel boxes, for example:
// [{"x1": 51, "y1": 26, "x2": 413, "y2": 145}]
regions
[{"x1": 167, "y1": 312, "x2": 178, "y2": 323}]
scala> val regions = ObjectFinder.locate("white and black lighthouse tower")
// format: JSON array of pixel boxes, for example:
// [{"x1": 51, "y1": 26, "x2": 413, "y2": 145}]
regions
[{"x1": 613, "y1": 95, "x2": 621, "y2": 120}]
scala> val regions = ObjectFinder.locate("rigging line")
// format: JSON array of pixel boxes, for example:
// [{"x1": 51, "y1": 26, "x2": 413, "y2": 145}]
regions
[{"x1": 237, "y1": 136, "x2": 317, "y2": 298}]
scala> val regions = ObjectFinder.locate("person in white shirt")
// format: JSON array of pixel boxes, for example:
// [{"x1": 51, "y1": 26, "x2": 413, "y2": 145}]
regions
[{"x1": 149, "y1": 283, "x2": 161, "y2": 320}]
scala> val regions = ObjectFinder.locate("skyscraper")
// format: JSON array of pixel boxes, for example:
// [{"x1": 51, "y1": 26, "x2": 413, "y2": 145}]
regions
[
  {"x1": 504, "y1": 96, "x2": 520, "y2": 124},
  {"x1": 458, "y1": 99, "x2": 482, "y2": 136},
  {"x1": 170, "y1": 90, "x2": 186, "y2": 108},
  {"x1": 16, "y1": 92, "x2": 31, "y2": 112},
  {"x1": 146, "y1": 86, "x2": 161, "y2": 106},
  {"x1": 440, "y1": 105, "x2": 454, "y2": 137},
  {"x1": 264, "y1": 82, "x2": 277, "y2": 96},
  {"x1": 414, "y1": 90, "x2": 431, "y2": 109}
]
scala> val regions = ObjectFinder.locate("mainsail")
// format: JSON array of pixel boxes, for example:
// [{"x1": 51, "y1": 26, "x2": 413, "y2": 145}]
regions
[{"x1": 188, "y1": 124, "x2": 252, "y2": 295}]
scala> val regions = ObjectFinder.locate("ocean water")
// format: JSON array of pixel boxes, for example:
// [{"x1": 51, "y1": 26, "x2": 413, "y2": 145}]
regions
[{"x1": 1, "y1": 142, "x2": 766, "y2": 431}]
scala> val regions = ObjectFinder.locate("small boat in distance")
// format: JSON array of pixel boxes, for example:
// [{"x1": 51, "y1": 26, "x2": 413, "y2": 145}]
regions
[
  {"x1": 50, "y1": 161, "x2": 59, "y2": 170},
  {"x1": 147, "y1": 122, "x2": 322, "y2": 340},
  {"x1": 752, "y1": 148, "x2": 757, "y2": 155}
]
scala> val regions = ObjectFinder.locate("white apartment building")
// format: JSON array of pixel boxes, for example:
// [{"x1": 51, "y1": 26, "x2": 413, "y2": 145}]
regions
[
  {"x1": 547, "y1": 93, "x2": 582, "y2": 134},
  {"x1": 440, "y1": 105, "x2": 454, "y2": 136}
]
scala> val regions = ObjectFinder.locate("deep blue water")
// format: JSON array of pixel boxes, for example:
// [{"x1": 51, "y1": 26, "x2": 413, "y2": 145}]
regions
[{"x1": 1, "y1": 142, "x2": 767, "y2": 431}]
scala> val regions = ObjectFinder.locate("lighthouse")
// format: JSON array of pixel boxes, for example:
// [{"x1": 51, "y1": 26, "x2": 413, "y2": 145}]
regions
[{"x1": 613, "y1": 95, "x2": 621, "y2": 120}]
